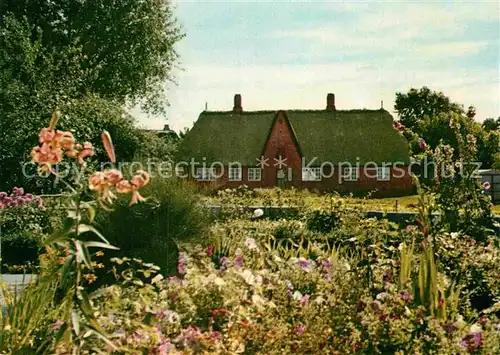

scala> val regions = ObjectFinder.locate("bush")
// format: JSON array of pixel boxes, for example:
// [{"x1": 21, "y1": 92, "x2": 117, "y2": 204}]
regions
[
  {"x1": 0, "y1": 188, "x2": 51, "y2": 271},
  {"x1": 94, "y1": 177, "x2": 210, "y2": 278}
]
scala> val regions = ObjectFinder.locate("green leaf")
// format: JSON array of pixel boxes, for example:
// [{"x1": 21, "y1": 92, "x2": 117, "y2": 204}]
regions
[
  {"x1": 60, "y1": 254, "x2": 75, "y2": 292},
  {"x1": 83, "y1": 241, "x2": 119, "y2": 250},
  {"x1": 75, "y1": 241, "x2": 92, "y2": 269},
  {"x1": 73, "y1": 224, "x2": 110, "y2": 244},
  {"x1": 53, "y1": 321, "x2": 69, "y2": 344}
]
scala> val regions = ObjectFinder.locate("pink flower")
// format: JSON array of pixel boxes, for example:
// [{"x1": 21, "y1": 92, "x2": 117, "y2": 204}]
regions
[
  {"x1": 300, "y1": 294, "x2": 310, "y2": 306},
  {"x1": 50, "y1": 319, "x2": 64, "y2": 331},
  {"x1": 234, "y1": 255, "x2": 244, "y2": 268},
  {"x1": 405, "y1": 225, "x2": 415, "y2": 233},
  {"x1": 418, "y1": 138, "x2": 428, "y2": 150},
  {"x1": 482, "y1": 181, "x2": 491, "y2": 190},
  {"x1": 296, "y1": 325, "x2": 306, "y2": 335},
  {"x1": 206, "y1": 244, "x2": 214, "y2": 257}
]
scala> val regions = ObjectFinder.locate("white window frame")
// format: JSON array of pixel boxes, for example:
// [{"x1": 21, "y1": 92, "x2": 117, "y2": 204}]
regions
[
  {"x1": 248, "y1": 168, "x2": 262, "y2": 181},
  {"x1": 343, "y1": 167, "x2": 359, "y2": 181},
  {"x1": 228, "y1": 166, "x2": 242, "y2": 181},
  {"x1": 196, "y1": 167, "x2": 216, "y2": 181},
  {"x1": 302, "y1": 167, "x2": 322, "y2": 181},
  {"x1": 376, "y1": 167, "x2": 390, "y2": 181}
]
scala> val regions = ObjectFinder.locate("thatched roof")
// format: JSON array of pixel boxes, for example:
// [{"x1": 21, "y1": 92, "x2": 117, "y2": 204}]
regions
[{"x1": 176, "y1": 108, "x2": 410, "y2": 166}]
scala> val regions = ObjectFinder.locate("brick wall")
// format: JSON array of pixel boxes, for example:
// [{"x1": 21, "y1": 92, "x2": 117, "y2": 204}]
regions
[{"x1": 188, "y1": 110, "x2": 414, "y2": 196}]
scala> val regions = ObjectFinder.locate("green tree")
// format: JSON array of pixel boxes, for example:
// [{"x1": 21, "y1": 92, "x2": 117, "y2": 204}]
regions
[
  {"x1": 482, "y1": 117, "x2": 500, "y2": 132},
  {"x1": 394, "y1": 86, "x2": 463, "y2": 130},
  {"x1": 0, "y1": 0, "x2": 184, "y2": 113},
  {"x1": 0, "y1": 1, "x2": 183, "y2": 191}
]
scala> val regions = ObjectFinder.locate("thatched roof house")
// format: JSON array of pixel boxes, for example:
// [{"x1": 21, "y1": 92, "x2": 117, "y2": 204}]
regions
[{"x1": 176, "y1": 93, "x2": 413, "y2": 196}]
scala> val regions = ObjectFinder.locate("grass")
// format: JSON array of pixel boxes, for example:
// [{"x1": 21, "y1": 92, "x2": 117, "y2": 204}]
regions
[{"x1": 205, "y1": 189, "x2": 500, "y2": 215}]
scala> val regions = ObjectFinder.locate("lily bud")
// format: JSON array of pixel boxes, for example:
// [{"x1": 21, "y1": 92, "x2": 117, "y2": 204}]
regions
[
  {"x1": 101, "y1": 130, "x2": 116, "y2": 164},
  {"x1": 49, "y1": 109, "x2": 61, "y2": 130}
]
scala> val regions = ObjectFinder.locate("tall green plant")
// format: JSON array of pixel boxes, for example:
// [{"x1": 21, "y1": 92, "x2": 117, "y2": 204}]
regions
[{"x1": 1, "y1": 111, "x2": 151, "y2": 353}]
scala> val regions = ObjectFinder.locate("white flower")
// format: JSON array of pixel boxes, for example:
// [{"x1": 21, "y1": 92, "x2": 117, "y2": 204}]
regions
[
  {"x1": 470, "y1": 324, "x2": 482, "y2": 333},
  {"x1": 404, "y1": 306, "x2": 412, "y2": 317},
  {"x1": 293, "y1": 290, "x2": 303, "y2": 301},
  {"x1": 315, "y1": 296, "x2": 325, "y2": 305},
  {"x1": 168, "y1": 311, "x2": 180, "y2": 324},
  {"x1": 241, "y1": 269, "x2": 255, "y2": 285},
  {"x1": 252, "y1": 294, "x2": 266, "y2": 308},
  {"x1": 245, "y1": 237, "x2": 258, "y2": 250},
  {"x1": 151, "y1": 274, "x2": 164, "y2": 284},
  {"x1": 252, "y1": 208, "x2": 264, "y2": 218}
]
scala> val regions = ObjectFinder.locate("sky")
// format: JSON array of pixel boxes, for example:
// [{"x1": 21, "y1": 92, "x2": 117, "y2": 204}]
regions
[{"x1": 131, "y1": 0, "x2": 500, "y2": 132}]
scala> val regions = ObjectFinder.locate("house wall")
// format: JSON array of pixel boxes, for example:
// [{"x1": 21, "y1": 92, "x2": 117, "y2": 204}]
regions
[{"x1": 187, "y1": 110, "x2": 414, "y2": 196}]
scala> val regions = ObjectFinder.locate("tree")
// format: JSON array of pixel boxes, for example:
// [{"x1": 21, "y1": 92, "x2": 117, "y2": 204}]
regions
[
  {"x1": 394, "y1": 86, "x2": 463, "y2": 130},
  {"x1": 0, "y1": 1, "x2": 183, "y2": 191},
  {"x1": 0, "y1": 0, "x2": 184, "y2": 113},
  {"x1": 482, "y1": 117, "x2": 500, "y2": 132}
]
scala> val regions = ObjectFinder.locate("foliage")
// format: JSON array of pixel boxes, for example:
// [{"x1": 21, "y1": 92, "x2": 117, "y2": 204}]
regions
[
  {"x1": 135, "y1": 129, "x2": 178, "y2": 163},
  {"x1": 0, "y1": 188, "x2": 51, "y2": 270},
  {"x1": 394, "y1": 86, "x2": 463, "y2": 130},
  {"x1": 0, "y1": 111, "x2": 151, "y2": 353},
  {"x1": 482, "y1": 118, "x2": 500, "y2": 132},
  {"x1": 94, "y1": 177, "x2": 210, "y2": 278},
  {"x1": 19, "y1": 236, "x2": 498, "y2": 354},
  {"x1": 0, "y1": 0, "x2": 184, "y2": 192}
]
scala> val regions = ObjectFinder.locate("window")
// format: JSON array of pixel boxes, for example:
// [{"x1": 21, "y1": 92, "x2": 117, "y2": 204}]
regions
[
  {"x1": 248, "y1": 168, "x2": 262, "y2": 181},
  {"x1": 302, "y1": 167, "x2": 322, "y2": 181},
  {"x1": 196, "y1": 167, "x2": 216, "y2": 181},
  {"x1": 376, "y1": 167, "x2": 390, "y2": 181},
  {"x1": 229, "y1": 166, "x2": 242, "y2": 181},
  {"x1": 343, "y1": 167, "x2": 359, "y2": 181}
]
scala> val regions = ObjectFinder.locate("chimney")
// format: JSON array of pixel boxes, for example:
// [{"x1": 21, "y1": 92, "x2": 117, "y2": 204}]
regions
[
  {"x1": 326, "y1": 93, "x2": 336, "y2": 111},
  {"x1": 163, "y1": 124, "x2": 170, "y2": 131},
  {"x1": 233, "y1": 94, "x2": 242, "y2": 113}
]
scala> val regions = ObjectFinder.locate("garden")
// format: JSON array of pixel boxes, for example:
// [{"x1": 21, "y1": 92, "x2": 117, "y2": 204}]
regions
[
  {"x1": 1, "y1": 1, "x2": 499, "y2": 353},
  {"x1": 0, "y1": 110, "x2": 499, "y2": 354}
]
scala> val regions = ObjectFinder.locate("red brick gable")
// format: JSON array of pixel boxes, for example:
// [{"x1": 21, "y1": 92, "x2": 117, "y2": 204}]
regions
[{"x1": 261, "y1": 111, "x2": 302, "y2": 187}]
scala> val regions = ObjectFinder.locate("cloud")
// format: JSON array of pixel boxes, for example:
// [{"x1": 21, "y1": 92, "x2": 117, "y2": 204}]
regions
[{"x1": 132, "y1": 1, "x2": 499, "y2": 131}]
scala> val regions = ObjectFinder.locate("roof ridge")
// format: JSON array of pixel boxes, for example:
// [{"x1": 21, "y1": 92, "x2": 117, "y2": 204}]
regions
[{"x1": 201, "y1": 108, "x2": 387, "y2": 115}]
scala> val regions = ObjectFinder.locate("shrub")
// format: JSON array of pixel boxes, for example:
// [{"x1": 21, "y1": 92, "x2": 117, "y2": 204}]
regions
[
  {"x1": 94, "y1": 177, "x2": 210, "y2": 277},
  {"x1": 0, "y1": 188, "x2": 51, "y2": 271}
]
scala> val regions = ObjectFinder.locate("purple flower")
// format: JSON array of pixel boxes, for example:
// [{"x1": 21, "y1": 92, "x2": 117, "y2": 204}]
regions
[
  {"x1": 234, "y1": 255, "x2": 244, "y2": 268},
  {"x1": 399, "y1": 290, "x2": 412, "y2": 302},
  {"x1": 460, "y1": 332, "x2": 483, "y2": 351},
  {"x1": 218, "y1": 256, "x2": 229, "y2": 272},
  {"x1": 322, "y1": 260, "x2": 332, "y2": 270},
  {"x1": 175, "y1": 326, "x2": 202, "y2": 348},
  {"x1": 298, "y1": 259, "x2": 315, "y2": 272},
  {"x1": 158, "y1": 340, "x2": 175, "y2": 354},
  {"x1": 296, "y1": 325, "x2": 306, "y2": 336}
]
